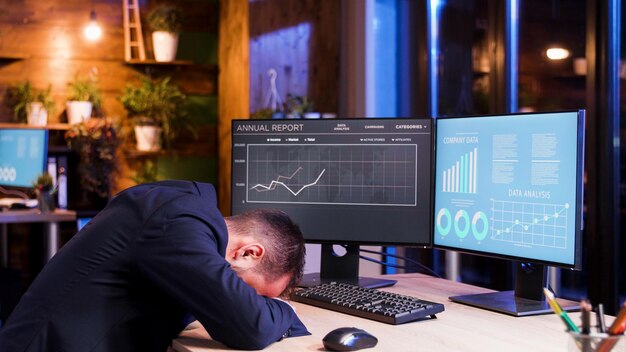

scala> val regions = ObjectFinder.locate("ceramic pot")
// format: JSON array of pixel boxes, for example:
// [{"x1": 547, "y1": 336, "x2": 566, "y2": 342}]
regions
[
  {"x1": 66, "y1": 101, "x2": 93, "y2": 124},
  {"x1": 152, "y1": 31, "x2": 179, "y2": 62},
  {"x1": 134, "y1": 125, "x2": 162, "y2": 151},
  {"x1": 27, "y1": 102, "x2": 48, "y2": 126}
]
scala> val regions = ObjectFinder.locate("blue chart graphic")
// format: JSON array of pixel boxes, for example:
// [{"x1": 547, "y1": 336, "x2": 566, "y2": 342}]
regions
[
  {"x1": 436, "y1": 208, "x2": 489, "y2": 241},
  {"x1": 246, "y1": 144, "x2": 418, "y2": 206},
  {"x1": 441, "y1": 147, "x2": 478, "y2": 194},
  {"x1": 490, "y1": 199, "x2": 569, "y2": 249}
]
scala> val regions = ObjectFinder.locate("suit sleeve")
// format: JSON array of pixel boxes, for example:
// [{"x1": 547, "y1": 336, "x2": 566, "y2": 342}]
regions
[{"x1": 134, "y1": 197, "x2": 297, "y2": 350}]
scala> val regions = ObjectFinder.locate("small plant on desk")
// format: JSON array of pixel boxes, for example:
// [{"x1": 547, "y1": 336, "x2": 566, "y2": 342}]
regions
[{"x1": 33, "y1": 173, "x2": 57, "y2": 212}]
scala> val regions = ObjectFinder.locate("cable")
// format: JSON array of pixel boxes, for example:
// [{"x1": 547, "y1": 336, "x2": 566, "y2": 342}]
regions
[
  {"x1": 0, "y1": 186, "x2": 29, "y2": 199},
  {"x1": 357, "y1": 248, "x2": 442, "y2": 278},
  {"x1": 358, "y1": 255, "x2": 441, "y2": 278}
]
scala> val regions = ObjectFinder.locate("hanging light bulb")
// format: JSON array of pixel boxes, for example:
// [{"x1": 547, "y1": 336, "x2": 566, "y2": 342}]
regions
[{"x1": 84, "y1": 10, "x2": 102, "y2": 41}]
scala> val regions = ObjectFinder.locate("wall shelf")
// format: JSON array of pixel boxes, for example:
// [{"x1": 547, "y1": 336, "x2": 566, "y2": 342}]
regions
[
  {"x1": 0, "y1": 122, "x2": 71, "y2": 130},
  {"x1": 0, "y1": 54, "x2": 29, "y2": 62},
  {"x1": 124, "y1": 147, "x2": 213, "y2": 159},
  {"x1": 125, "y1": 59, "x2": 194, "y2": 66}
]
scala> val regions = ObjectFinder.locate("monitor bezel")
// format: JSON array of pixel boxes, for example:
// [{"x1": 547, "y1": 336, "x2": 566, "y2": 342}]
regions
[
  {"x1": 230, "y1": 117, "x2": 435, "y2": 248},
  {"x1": 0, "y1": 127, "x2": 49, "y2": 190},
  {"x1": 432, "y1": 110, "x2": 585, "y2": 271}
]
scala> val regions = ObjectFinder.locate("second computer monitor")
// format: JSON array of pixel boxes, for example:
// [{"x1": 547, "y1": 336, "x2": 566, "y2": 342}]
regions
[
  {"x1": 433, "y1": 110, "x2": 585, "y2": 315},
  {"x1": 0, "y1": 128, "x2": 49, "y2": 189}
]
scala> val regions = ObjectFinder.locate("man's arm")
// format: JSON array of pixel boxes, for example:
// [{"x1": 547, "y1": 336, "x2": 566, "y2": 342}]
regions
[{"x1": 135, "y1": 198, "x2": 297, "y2": 350}]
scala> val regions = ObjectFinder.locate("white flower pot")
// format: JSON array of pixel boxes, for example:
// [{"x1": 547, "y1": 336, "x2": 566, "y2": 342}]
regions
[
  {"x1": 152, "y1": 31, "x2": 179, "y2": 62},
  {"x1": 134, "y1": 125, "x2": 162, "y2": 152},
  {"x1": 66, "y1": 101, "x2": 93, "y2": 124},
  {"x1": 27, "y1": 102, "x2": 48, "y2": 126}
]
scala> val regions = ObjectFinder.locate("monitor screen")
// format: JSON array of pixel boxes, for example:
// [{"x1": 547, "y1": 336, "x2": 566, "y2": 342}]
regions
[
  {"x1": 0, "y1": 128, "x2": 49, "y2": 189},
  {"x1": 232, "y1": 118, "x2": 433, "y2": 287},
  {"x1": 433, "y1": 110, "x2": 585, "y2": 315}
]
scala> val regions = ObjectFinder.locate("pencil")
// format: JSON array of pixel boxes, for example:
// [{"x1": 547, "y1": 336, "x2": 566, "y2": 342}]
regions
[
  {"x1": 543, "y1": 288, "x2": 580, "y2": 333},
  {"x1": 580, "y1": 300, "x2": 592, "y2": 352},
  {"x1": 581, "y1": 300, "x2": 591, "y2": 334},
  {"x1": 608, "y1": 301, "x2": 626, "y2": 335},
  {"x1": 596, "y1": 302, "x2": 626, "y2": 352},
  {"x1": 597, "y1": 303, "x2": 607, "y2": 333}
]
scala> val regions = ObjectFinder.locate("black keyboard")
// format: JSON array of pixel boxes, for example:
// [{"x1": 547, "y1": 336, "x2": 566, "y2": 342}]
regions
[{"x1": 291, "y1": 282, "x2": 445, "y2": 324}]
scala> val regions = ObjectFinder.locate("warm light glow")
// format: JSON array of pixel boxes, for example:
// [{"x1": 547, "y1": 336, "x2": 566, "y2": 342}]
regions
[
  {"x1": 84, "y1": 21, "x2": 102, "y2": 41},
  {"x1": 84, "y1": 10, "x2": 102, "y2": 41},
  {"x1": 546, "y1": 47, "x2": 570, "y2": 60}
]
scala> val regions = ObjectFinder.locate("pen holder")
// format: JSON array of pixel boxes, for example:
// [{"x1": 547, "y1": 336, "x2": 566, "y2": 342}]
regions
[{"x1": 568, "y1": 332, "x2": 626, "y2": 352}]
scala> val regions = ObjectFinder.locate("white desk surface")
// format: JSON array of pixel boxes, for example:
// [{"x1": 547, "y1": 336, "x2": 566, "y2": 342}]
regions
[{"x1": 172, "y1": 273, "x2": 596, "y2": 352}]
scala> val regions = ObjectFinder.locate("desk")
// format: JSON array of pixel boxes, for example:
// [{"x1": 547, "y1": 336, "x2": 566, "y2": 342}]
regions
[
  {"x1": 0, "y1": 208, "x2": 77, "y2": 267},
  {"x1": 172, "y1": 273, "x2": 597, "y2": 352}
]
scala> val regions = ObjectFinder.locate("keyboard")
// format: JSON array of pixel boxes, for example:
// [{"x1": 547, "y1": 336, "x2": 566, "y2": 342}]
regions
[{"x1": 291, "y1": 281, "x2": 445, "y2": 324}]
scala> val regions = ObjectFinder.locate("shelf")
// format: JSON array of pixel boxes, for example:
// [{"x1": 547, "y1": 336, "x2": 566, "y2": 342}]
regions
[
  {"x1": 124, "y1": 147, "x2": 213, "y2": 159},
  {"x1": 0, "y1": 122, "x2": 71, "y2": 131},
  {"x1": 124, "y1": 150, "x2": 167, "y2": 158},
  {"x1": 124, "y1": 60, "x2": 217, "y2": 72},
  {"x1": 125, "y1": 59, "x2": 195, "y2": 66},
  {"x1": 0, "y1": 54, "x2": 29, "y2": 62}
]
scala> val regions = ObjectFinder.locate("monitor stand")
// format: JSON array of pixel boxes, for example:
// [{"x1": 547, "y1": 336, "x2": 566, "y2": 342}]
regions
[
  {"x1": 449, "y1": 263, "x2": 580, "y2": 316},
  {"x1": 298, "y1": 244, "x2": 397, "y2": 289}
]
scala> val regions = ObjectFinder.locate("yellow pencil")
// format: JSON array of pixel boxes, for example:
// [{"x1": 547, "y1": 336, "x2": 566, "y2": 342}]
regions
[{"x1": 543, "y1": 288, "x2": 579, "y2": 333}]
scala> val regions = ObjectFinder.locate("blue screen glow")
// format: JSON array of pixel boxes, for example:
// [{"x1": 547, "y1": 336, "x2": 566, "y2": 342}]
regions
[
  {"x1": 0, "y1": 129, "x2": 48, "y2": 188},
  {"x1": 433, "y1": 111, "x2": 583, "y2": 267}
]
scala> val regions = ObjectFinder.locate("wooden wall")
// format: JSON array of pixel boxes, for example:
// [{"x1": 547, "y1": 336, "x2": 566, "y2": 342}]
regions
[
  {"x1": 0, "y1": 0, "x2": 340, "y2": 208},
  {"x1": 0, "y1": 0, "x2": 218, "y2": 197},
  {"x1": 0, "y1": 0, "x2": 129, "y2": 122}
]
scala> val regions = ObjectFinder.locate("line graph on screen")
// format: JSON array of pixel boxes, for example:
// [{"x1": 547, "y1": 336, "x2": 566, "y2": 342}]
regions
[{"x1": 246, "y1": 144, "x2": 418, "y2": 206}]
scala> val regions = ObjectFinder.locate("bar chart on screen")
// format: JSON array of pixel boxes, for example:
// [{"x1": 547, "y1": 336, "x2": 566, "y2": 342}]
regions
[{"x1": 441, "y1": 147, "x2": 478, "y2": 194}]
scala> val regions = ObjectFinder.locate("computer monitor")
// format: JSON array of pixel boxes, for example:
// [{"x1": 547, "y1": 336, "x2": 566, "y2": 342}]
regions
[
  {"x1": 0, "y1": 128, "x2": 49, "y2": 189},
  {"x1": 433, "y1": 110, "x2": 585, "y2": 316},
  {"x1": 231, "y1": 118, "x2": 433, "y2": 288}
]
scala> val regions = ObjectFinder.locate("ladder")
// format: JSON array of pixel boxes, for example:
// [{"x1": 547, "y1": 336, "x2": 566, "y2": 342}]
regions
[{"x1": 122, "y1": 0, "x2": 146, "y2": 61}]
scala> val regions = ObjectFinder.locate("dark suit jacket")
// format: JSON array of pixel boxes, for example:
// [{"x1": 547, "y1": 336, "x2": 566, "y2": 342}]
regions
[{"x1": 0, "y1": 181, "x2": 301, "y2": 351}]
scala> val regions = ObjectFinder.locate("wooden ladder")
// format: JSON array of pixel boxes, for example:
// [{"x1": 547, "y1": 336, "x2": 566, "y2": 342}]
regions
[{"x1": 122, "y1": 0, "x2": 146, "y2": 61}]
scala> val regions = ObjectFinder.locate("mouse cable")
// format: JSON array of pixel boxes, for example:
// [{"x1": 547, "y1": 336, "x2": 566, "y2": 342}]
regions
[{"x1": 0, "y1": 186, "x2": 29, "y2": 199}]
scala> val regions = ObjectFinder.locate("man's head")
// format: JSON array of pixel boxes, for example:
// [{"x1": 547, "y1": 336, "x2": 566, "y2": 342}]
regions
[{"x1": 224, "y1": 209, "x2": 305, "y2": 298}]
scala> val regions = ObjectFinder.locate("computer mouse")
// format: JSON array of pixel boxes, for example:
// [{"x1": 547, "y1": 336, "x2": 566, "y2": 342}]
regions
[{"x1": 322, "y1": 327, "x2": 378, "y2": 351}]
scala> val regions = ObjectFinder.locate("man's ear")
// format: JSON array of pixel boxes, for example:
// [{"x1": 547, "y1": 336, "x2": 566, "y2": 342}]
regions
[{"x1": 232, "y1": 243, "x2": 265, "y2": 269}]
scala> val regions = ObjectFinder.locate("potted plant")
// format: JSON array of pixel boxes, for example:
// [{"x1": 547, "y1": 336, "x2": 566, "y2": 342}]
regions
[
  {"x1": 64, "y1": 118, "x2": 121, "y2": 200},
  {"x1": 9, "y1": 81, "x2": 55, "y2": 126},
  {"x1": 284, "y1": 94, "x2": 319, "y2": 119},
  {"x1": 146, "y1": 4, "x2": 183, "y2": 62},
  {"x1": 131, "y1": 159, "x2": 159, "y2": 184},
  {"x1": 66, "y1": 76, "x2": 102, "y2": 124},
  {"x1": 120, "y1": 77, "x2": 187, "y2": 151},
  {"x1": 32, "y1": 172, "x2": 57, "y2": 212}
]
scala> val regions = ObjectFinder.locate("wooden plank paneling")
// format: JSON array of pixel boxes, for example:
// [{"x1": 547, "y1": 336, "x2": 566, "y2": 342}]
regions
[
  {"x1": 0, "y1": 0, "x2": 218, "y2": 197},
  {"x1": 217, "y1": 0, "x2": 248, "y2": 214}
]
